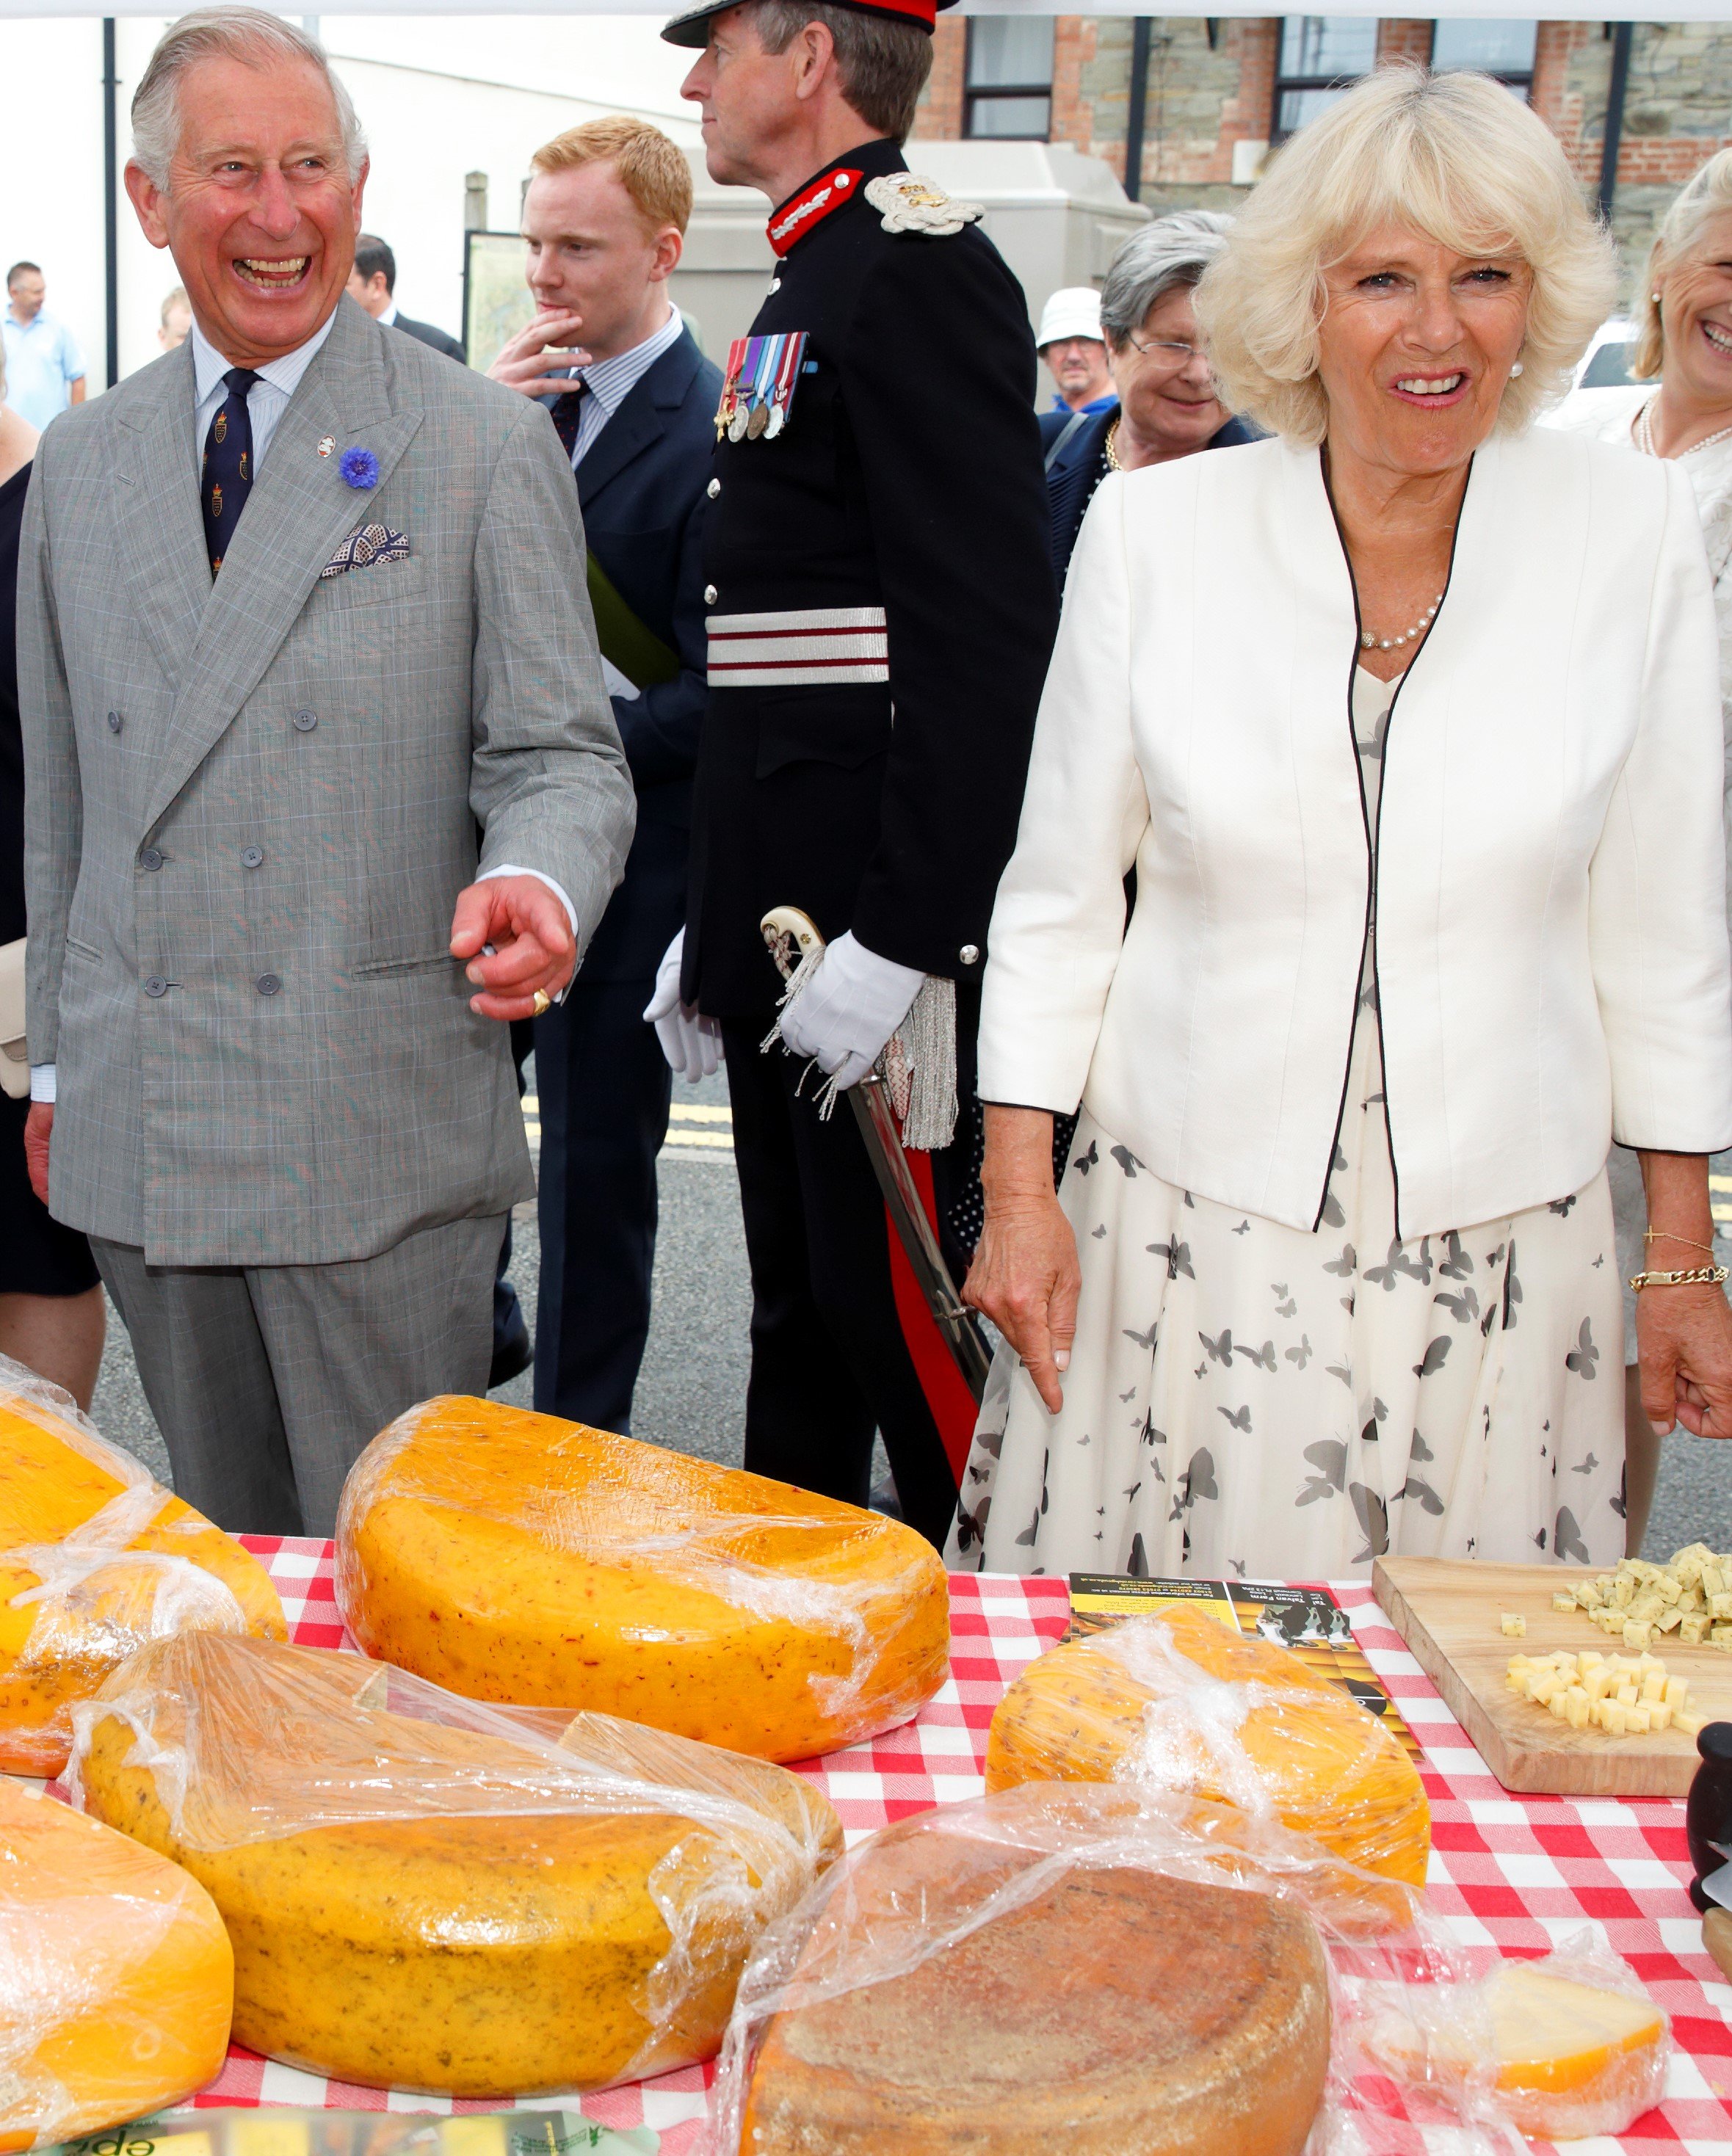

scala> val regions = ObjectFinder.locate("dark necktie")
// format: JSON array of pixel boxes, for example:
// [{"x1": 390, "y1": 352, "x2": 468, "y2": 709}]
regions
[
  {"x1": 548, "y1": 377, "x2": 587, "y2": 465},
  {"x1": 202, "y1": 365, "x2": 260, "y2": 576}
]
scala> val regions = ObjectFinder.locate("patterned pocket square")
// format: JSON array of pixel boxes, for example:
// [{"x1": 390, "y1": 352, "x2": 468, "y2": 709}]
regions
[{"x1": 320, "y1": 523, "x2": 410, "y2": 579}]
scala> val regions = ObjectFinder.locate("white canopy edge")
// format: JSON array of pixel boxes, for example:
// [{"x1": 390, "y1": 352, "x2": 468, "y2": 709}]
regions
[{"x1": 1, "y1": 0, "x2": 1720, "y2": 17}]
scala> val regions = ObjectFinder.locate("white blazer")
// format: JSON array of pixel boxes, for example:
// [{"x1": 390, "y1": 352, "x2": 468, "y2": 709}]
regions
[{"x1": 979, "y1": 429, "x2": 1732, "y2": 1241}]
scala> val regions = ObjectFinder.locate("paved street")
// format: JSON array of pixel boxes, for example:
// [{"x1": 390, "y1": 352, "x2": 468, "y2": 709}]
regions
[{"x1": 84, "y1": 1080, "x2": 1732, "y2": 1563}]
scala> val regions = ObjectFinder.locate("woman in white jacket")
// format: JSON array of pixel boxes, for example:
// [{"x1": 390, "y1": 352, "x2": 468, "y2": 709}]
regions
[{"x1": 948, "y1": 64, "x2": 1732, "y2": 1580}]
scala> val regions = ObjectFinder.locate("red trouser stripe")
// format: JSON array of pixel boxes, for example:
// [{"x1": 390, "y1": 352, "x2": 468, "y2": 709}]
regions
[{"x1": 883, "y1": 1146, "x2": 976, "y2": 1489}]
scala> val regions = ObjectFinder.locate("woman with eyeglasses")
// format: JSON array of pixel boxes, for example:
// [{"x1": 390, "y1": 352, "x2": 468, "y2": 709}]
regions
[
  {"x1": 1044, "y1": 213, "x2": 1254, "y2": 592},
  {"x1": 948, "y1": 67, "x2": 1732, "y2": 1582}
]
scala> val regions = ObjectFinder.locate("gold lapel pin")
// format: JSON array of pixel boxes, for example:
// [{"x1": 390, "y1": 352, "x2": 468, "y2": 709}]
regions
[{"x1": 316, "y1": 435, "x2": 336, "y2": 459}]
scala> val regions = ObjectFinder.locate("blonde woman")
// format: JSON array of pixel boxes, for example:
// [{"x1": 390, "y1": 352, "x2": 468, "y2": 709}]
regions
[
  {"x1": 949, "y1": 65, "x2": 1732, "y2": 1580},
  {"x1": 1551, "y1": 148, "x2": 1732, "y2": 1555}
]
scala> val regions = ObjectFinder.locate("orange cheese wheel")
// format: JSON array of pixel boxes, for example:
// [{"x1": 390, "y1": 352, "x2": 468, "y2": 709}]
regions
[
  {"x1": 741, "y1": 1859, "x2": 1330, "y2": 2155},
  {"x1": 985, "y1": 1608, "x2": 1430, "y2": 1887},
  {"x1": 76, "y1": 1633, "x2": 844, "y2": 2098},
  {"x1": 0, "y1": 1778, "x2": 232, "y2": 2151},
  {"x1": 0, "y1": 1382, "x2": 285, "y2": 1775},
  {"x1": 336, "y1": 1397, "x2": 949, "y2": 1761}
]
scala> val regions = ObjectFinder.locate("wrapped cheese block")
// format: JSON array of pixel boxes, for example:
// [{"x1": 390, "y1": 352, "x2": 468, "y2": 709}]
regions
[
  {"x1": 0, "y1": 1775, "x2": 232, "y2": 2151},
  {"x1": 72, "y1": 1632, "x2": 844, "y2": 2097},
  {"x1": 1364, "y1": 1950, "x2": 1670, "y2": 2141},
  {"x1": 335, "y1": 1396, "x2": 948, "y2": 1760},
  {"x1": 985, "y1": 1608, "x2": 1429, "y2": 1887},
  {"x1": 718, "y1": 1785, "x2": 1333, "y2": 2156},
  {"x1": 0, "y1": 1355, "x2": 285, "y2": 1775}
]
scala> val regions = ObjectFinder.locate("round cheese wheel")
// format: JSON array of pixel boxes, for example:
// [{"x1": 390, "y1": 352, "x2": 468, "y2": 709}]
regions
[
  {"x1": 985, "y1": 1608, "x2": 1430, "y2": 1887},
  {"x1": 741, "y1": 1861, "x2": 1330, "y2": 2155},
  {"x1": 0, "y1": 1377, "x2": 285, "y2": 1775},
  {"x1": 76, "y1": 1633, "x2": 844, "y2": 2098},
  {"x1": 336, "y1": 1397, "x2": 949, "y2": 1761},
  {"x1": 0, "y1": 1777, "x2": 232, "y2": 2151}
]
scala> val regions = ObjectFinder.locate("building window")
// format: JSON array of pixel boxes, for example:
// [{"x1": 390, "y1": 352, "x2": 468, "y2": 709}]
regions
[
  {"x1": 965, "y1": 16, "x2": 1055, "y2": 139},
  {"x1": 1273, "y1": 17, "x2": 1379, "y2": 139},
  {"x1": 1430, "y1": 18, "x2": 1538, "y2": 98}
]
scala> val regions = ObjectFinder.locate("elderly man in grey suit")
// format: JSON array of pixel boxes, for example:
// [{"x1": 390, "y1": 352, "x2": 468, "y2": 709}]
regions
[{"x1": 18, "y1": 6, "x2": 634, "y2": 1536}]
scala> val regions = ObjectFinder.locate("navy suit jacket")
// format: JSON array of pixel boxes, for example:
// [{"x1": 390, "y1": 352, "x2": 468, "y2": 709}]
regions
[
  {"x1": 1045, "y1": 404, "x2": 1255, "y2": 591},
  {"x1": 575, "y1": 325, "x2": 722, "y2": 982}
]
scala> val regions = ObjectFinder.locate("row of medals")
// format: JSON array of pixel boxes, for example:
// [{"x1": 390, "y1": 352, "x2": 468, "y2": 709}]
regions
[{"x1": 720, "y1": 385, "x2": 786, "y2": 443}]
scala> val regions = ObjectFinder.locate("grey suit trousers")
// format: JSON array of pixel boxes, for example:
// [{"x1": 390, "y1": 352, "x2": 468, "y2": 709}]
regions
[{"x1": 92, "y1": 1213, "x2": 504, "y2": 1538}]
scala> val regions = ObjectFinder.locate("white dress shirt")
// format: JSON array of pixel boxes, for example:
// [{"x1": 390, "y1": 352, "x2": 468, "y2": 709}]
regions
[
  {"x1": 30, "y1": 305, "x2": 578, "y2": 1102},
  {"x1": 549, "y1": 302, "x2": 684, "y2": 471}
]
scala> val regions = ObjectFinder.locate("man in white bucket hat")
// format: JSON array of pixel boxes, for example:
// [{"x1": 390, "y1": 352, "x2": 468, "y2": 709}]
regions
[{"x1": 1035, "y1": 283, "x2": 1115, "y2": 429}]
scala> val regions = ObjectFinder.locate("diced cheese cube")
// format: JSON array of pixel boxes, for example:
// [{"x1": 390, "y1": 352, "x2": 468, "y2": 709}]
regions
[
  {"x1": 1584, "y1": 1667, "x2": 1615, "y2": 1703},
  {"x1": 1665, "y1": 1676, "x2": 1689, "y2": 1709},
  {"x1": 1651, "y1": 1704, "x2": 1673, "y2": 1731},
  {"x1": 1501, "y1": 1611, "x2": 1527, "y2": 1638},
  {"x1": 1612, "y1": 1578, "x2": 1635, "y2": 1608},
  {"x1": 1626, "y1": 1705, "x2": 1651, "y2": 1735},
  {"x1": 1658, "y1": 1608, "x2": 1684, "y2": 1633},
  {"x1": 1603, "y1": 1702, "x2": 1628, "y2": 1735},
  {"x1": 1565, "y1": 1688, "x2": 1590, "y2": 1729},
  {"x1": 1616, "y1": 1683, "x2": 1639, "y2": 1707},
  {"x1": 1576, "y1": 1583, "x2": 1603, "y2": 1609},
  {"x1": 1642, "y1": 1672, "x2": 1667, "y2": 1703},
  {"x1": 1676, "y1": 1710, "x2": 1707, "y2": 1738},
  {"x1": 1554, "y1": 1592, "x2": 1579, "y2": 1614},
  {"x1": 1549, "y1": 1689, "x2": 1570, "y2": 1720},
  {"x1": 1681, "y1": 1615, "x2": 1708, "y2": 1646},
  {"x1": 1658, "y1": 1575, "x2": 1684, "y2": 1607},
  {"x1": 1705, "y1": 1564, "x2": 1726, "y2": 1599},
  {"x1": 1713, "y1": 1594, "x2": 1732, "y2": 1622},
  {"x1": 1623, "y1": 1622, "x2": 1653, "y2": 1650},
  {"x1": 1578, "y1": 1650, "x2": 1604, "y2": 1669}
]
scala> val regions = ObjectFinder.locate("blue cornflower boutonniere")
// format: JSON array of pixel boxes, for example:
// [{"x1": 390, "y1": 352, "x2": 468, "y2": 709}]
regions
[{"x1": 339, "y1": 446, "x2": 380, "y2": 490}]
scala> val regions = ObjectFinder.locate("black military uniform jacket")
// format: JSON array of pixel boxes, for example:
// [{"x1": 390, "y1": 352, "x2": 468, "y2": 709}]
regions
[{"x1": 683, "y1": 136, "x2": 1059, "y2": 1017}]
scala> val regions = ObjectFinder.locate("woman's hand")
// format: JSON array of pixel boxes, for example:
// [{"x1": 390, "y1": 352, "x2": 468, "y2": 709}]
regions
[
  {"x1": 1636, "y1": 1150, "x2": 1732, "y2": 1437},
  {"x1": 963, "y1": 1106, "x2": 1081, "y2": 1415},
  {"x1": 1637, "y1": 1284, "x2": 1732, "y2": 1437}
]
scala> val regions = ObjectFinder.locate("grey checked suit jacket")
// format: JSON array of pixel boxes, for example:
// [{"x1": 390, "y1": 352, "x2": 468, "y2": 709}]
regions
[{"x1": 19, "y1": 297, "x2": 634, "y2": 1267}]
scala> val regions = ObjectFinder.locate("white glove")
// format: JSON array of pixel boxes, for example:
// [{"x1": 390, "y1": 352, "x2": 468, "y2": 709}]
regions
[
  {"x1": 644, "y1": 929, "x2": 721, "y2": 1082},
  {"x1": 778, "y1": 930, "x2": 923, "y2": 1092}
]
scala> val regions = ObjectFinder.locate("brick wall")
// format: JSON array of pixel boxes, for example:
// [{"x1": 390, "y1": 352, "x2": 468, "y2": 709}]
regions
[
  {"x1": 1017, "y1": 16, "x2": 1732, "y2": 297},
  {"x1": 913, "y1": 14, "x2": 965, "y2": 139}
]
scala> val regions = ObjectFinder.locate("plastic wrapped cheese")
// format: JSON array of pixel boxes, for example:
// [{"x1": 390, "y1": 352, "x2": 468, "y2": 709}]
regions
[
  {"x1": 713, "y1": 1782, "x2": 1555, "y2": 2156},
  {"x1": 1362, "y1": 1939, "x2": 1670, "y2": 2140},
  {"x1": 70, "y1": 1631, "x2": 844, "y2": 2097},
  {"x1": 0, "y1": 1356, "x2": 285, "y2": 1775},
  {"x1": 0, "y1": 1774, "x2": 232, "y2": 2151},
  {"x1": 335, "y1": 1396, "x2": 949, "y2": 1761},
  {"x1": 985, "y1": 1608, "x2": 1430, "y2": 1887}
]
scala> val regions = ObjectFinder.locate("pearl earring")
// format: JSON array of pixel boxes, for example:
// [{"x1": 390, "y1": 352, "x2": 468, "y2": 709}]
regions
[
  {"x1": 1653, "y1": 293, "x2": 1662, "y2": 303},
  {"x1": 1510, "y1": 361, "x2": 1524, "y2": 377}
]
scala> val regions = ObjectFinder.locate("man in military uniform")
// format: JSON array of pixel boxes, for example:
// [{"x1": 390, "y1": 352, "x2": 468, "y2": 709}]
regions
[{"x1": 651, "y1": 0, "x2": 1057, "y2": 1547}]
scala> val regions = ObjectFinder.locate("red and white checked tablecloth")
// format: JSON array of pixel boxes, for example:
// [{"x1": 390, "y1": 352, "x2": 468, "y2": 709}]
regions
[{"x1": 109, "y1": 1540, "x2": 1732, "y2": 2153}]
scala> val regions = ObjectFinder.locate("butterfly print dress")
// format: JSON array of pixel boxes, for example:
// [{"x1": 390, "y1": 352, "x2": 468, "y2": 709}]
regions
[{"x1": 947, "y1": 670, "x2": 1626, "y2": 1580}]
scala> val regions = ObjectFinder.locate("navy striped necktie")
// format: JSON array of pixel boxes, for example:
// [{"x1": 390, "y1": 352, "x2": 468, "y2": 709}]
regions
[
  {"x1": 202, "y1": 365, "x2": 261, "y2": 576},
  {"x1": 549, "y1": 377, "x2": 587, "y2": 464}
]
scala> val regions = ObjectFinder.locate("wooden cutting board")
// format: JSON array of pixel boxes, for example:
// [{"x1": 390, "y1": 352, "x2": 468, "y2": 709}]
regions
[{"x1": 1373, "y1": 1555, "x2": 1732, "y2": 1796}]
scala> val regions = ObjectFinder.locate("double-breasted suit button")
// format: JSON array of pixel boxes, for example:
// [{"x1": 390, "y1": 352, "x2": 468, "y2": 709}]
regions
[
  {"x1": 139, "y1": 846, "x2": 164, "y2": 872},
  {"x1": 291, "y1": 708, "x2": 318, "y2": 733},
  {"x1": 241, "y1": 846, "x2": 264, "y2": 869},
  {"x1": 707, "y1": 479, "x2": 721, "y2": 499},
  {"x1": 256, "y1": 973, "x2": 281, "y2": 997},
  {"x1": 703, "y1": 584, "x2": 718, "y2": 605},
  {"x1": 106, "y1": 711, "x2": 123, "y2": 734},
  {"x1": 960, "y1": 944, "x2": 979, "y2": 965},
  {"x1": 143, "y1": 976, "x2": 167, "y2": 998}
]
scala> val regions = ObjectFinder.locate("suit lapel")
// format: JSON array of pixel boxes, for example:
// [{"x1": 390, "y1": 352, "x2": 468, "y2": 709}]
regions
[
  {"x1": 109, "y1": 344, "x2": 210, "y2": 690},
  {"x1": 576, "y1": 383, "x2": 667, "y2": 512},
  {"x1": 143, "y1": 301, "x2": 424, "y2": 831}
]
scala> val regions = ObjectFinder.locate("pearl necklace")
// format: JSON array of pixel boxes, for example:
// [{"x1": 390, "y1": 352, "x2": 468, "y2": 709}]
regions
[
  {"x1": 1634, "y1": 397, "x2": 1732, "y2": 460},
  {"x1": 1360, "y1": 593, "x2": 1443, "y2": 653}
]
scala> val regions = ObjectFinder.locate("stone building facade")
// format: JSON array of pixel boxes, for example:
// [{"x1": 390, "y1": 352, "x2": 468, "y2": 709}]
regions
[{"x1": 913, "y1": 18, "x2": 1732, "y2": 286}]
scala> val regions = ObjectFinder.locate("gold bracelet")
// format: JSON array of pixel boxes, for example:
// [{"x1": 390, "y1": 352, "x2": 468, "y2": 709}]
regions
[
  {"x1": 1629, "y1": 1264, "x2": 1731, "y2": 1291},
  {"x1": 1644, "y1": 1227, "x2": 1720, "y2": 1260}
]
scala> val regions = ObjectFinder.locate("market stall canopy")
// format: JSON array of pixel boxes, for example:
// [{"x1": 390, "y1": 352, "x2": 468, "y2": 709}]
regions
[{"x1": 3, "y1": 0, "x2": 1721, "y2": 18}]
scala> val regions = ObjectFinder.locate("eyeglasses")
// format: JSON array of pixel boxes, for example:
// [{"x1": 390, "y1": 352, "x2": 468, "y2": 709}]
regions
[{"x1": 1123, "y1": 330, "x2": 1211, "y2": 369}]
